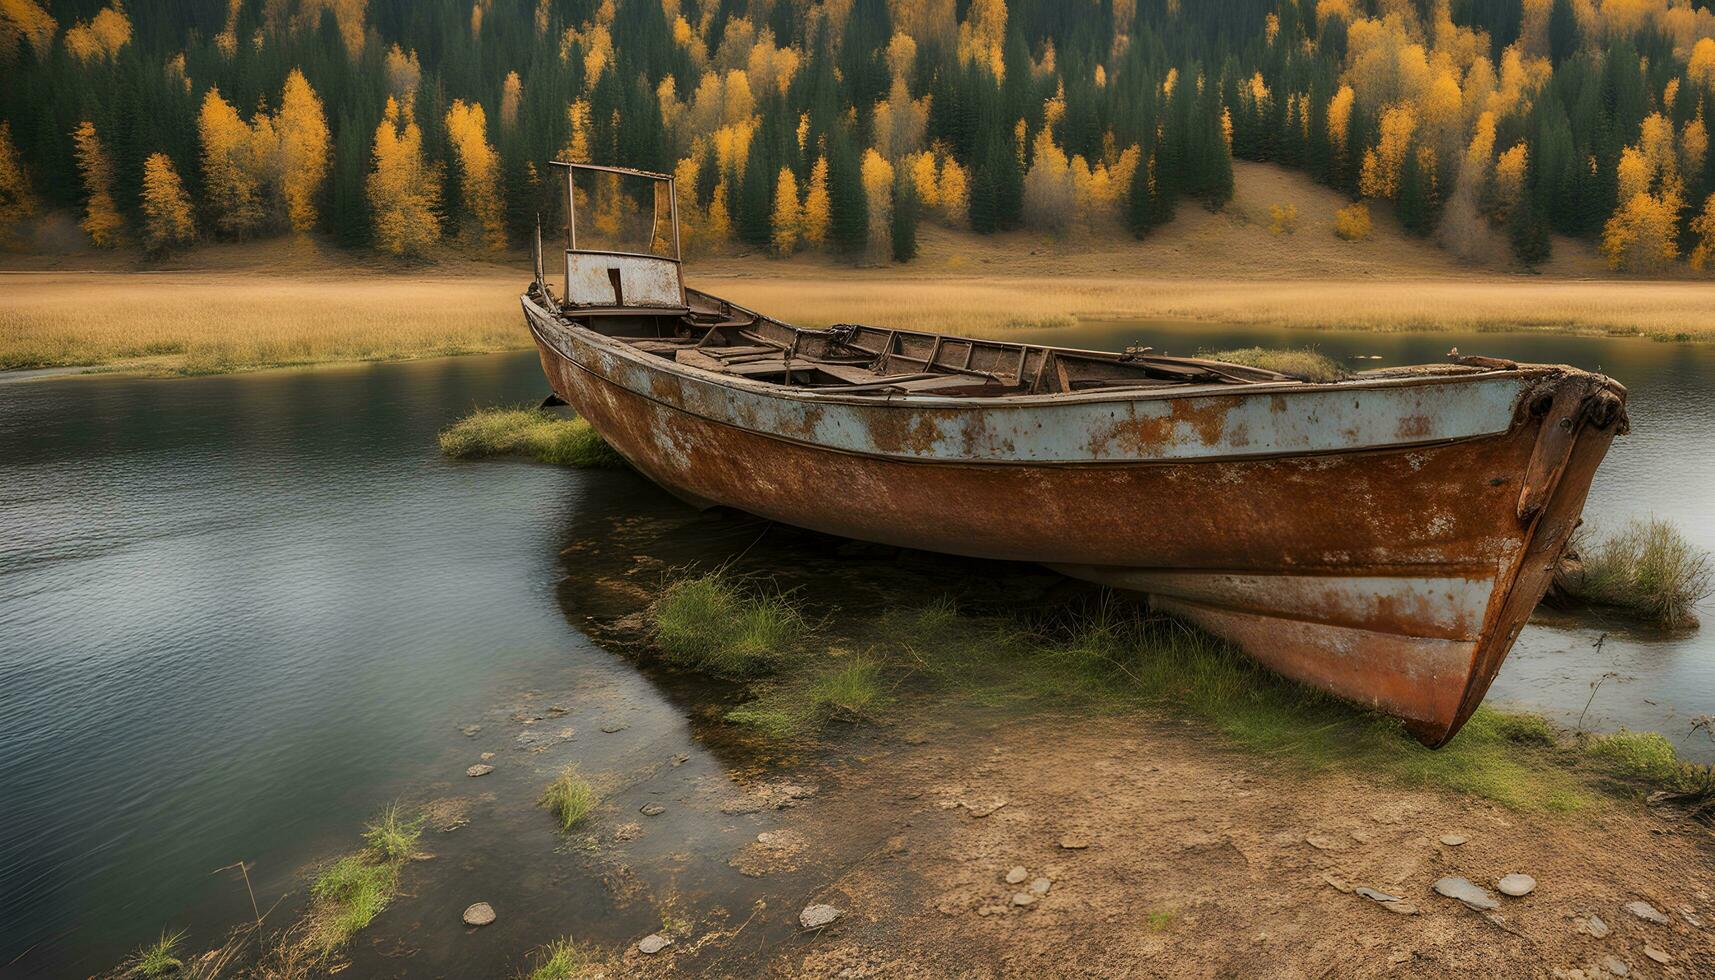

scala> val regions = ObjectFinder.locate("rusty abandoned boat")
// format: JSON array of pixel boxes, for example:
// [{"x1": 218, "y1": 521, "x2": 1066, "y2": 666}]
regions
[{"x1": 522, "y1": 162, "x2": 1629, "y2": 747}]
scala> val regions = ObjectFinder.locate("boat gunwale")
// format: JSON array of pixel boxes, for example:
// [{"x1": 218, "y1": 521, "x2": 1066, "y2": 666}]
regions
[{"x1": 524, "y1": 291, "x2": 1567, "y2": 415}]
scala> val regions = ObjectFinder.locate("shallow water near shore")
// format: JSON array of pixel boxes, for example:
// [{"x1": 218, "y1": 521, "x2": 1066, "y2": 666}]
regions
[{"x1": 1, "y1": 322, "x2": 1711, "y2": 974}]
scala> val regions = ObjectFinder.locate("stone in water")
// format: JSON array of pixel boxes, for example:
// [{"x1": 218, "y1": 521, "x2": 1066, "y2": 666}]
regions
[
  {"x1": 462, "y1": 902, "x2": 496, "y2": 926},
  {"x1": 466, "y1": 764, "x2": 494, "y2": 777},
  {"x1": 1497, "y1": 874, "x2": 1536, "y2": 897},
  {"x1": 637, "y1": 933, "x2": 670, "y2": 955},
  {"x1": 639, "y1": 802, "x2": 665, "y2": 816},
  {"x1": 1004, "y1": 866, "x2": 1028, "y2": 885},
  {"x1": 800, "y1": 904, "x2": 841, "y2": 929},
  {"x1": 1433, "y1": 876, "x2": 1498, "y2": 911}
]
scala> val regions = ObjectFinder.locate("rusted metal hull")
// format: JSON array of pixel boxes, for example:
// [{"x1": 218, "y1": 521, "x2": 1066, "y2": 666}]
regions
[{"x1": 523, "y1": 295, "x2": 1626, "y2": 747}]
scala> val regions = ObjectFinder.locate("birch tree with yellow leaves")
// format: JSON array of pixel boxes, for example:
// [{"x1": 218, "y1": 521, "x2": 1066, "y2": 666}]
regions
[
  {"x1": 140, "y1": 153, "x2": 196, "y2": 254},
  {"x1": 277, "y1": 70, "x2": 331, "y2": 233},
  {"x1": 446, "y1": 99, "x2": 506, "y2": 250}
]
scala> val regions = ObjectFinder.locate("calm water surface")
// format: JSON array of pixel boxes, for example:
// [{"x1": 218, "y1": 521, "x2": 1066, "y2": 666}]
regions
[{"x1": 1, "y1": 322, "x2": 1711, "y2": 973}]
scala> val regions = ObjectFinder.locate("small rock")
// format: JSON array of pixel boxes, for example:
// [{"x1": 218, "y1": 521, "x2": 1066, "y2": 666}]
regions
[
  {"x1": 800, "y1": 904, "x2": 841, "y2": 929},
  {"x1": 1642, "y1": 945, "x2": 1670, "y2": 965},
  {"x1": 671, "y1": 753, "x2": 690, "y2": 767},
  {"x1": 964, "y1": 799, "x2": 1006, "y2": 818},
  {"x1": 1011, "y1": 892, "x2": 1037, "y2": 907},
  {"x1": 637, "y1": 933, "x2": 670, "y2": 955},
  {"x1": 1004, "y1": 866, "x2": 1028, "y2": 885},
  {"x1": 1624, "y1": 900, "x2": 1670, "y2": 925},
  {"x1": 639, "y1": 802, "x2": 665, "y2": 816},
  {"x1": 600, "y1": 722, "x2": 627, "y2": 733},
  {"x1": 1438, "y1": 834, "x2": 1468, "y2": 846},
  {"x1": 465, "y1": 764, "x2": 494, "y2": 777},
  {"x1": 460, "y1": 724, "x2": 481, "y2": 737},
  {"x1": 1585, "y1": 915, "x2": 1611, "y2": 938},
  {"x1": 1306, "y1": 834, "x2": 1340, "y2": 851},
  {"x1": 1497, "y1": 874, "x2": 1536, "y2": 897},
  {"x1": 1356, "y1": 887, "x2": 1417, "y2": 915},
  {"x1": 1059, "y1": 835, "x2": 1089, "y2": 850},
  {"x1": 546, "y1": 705, "x2": 568, "y2": 716},
  {"x1": 1433, "y1": 876, "x2": 1499, "y2": 911},
  {"x1": 1030, "y1": 877, "x2": 1051, "y2": 896},
  {"x1": 1679, "y1": 906, "x2": 1705, "y2": 928},
  {"x1": 1603, "y1": 956, "x2": 1628, "y2": 977},
  {"x1": 462, "y1": 902, "x2": 496, "y2": 926},
  {"x1": 479, "y1": 751, "x2": 495, "y2": 761}
]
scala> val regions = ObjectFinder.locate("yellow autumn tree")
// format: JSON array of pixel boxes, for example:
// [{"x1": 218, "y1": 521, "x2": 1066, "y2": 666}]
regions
[
  {"x1": 1690, "y1": 192, "x2": 1715, "y2": 273},
  {"x1": 1, "y1": 0, "x2": 57, "y2": 61},
  {"x1": 957, "y1": 0, "x2": 1006, "y2": 80},
  {"x1": 1683, "y1": 114, "x2": 1707, "y2": 182},
  {"x1": 1492, "y1": 143, "x2": 1528, "y2": 218},
  {"x1": 801, "y1": 155, "x2": 830, "y2": 245},
  {"x1": 277, "y1": 69, "x2": 331, "y2": 233},
  {"x1": 1359, "y1": 105, "x2": 1417, "y2": 199},
  {"x1": 140, "y1": 152, "x2": 196, "y2": 254},
  {"x1": 0, "y1": 120, "x2": 37, "y2": 238},
  {"x1": 1327, "y1": 85, "x2": 1354, "y2": 154},
  {"x1": 936, "y1": 156, "x2": 969, "y2": 224},
  {"x1": 367, "y1": 96, "x2": 441, "y2": 258},
  {"x1": 71, "y1": 121, "x2": 122, "y2": 246},
  {"x1": 198, "y1": 87, "x2": 271, "y2": 237},
  {"x1": 1689, "y1": 37, "x2": 1715, "y2": 91},
  {"x1": 860, "y1": 148, "x2": 894, "y2": 249},
  {"x1": 770, "y1": 166, "x2": 800, "y2": 256},
  {"x1": 705, "y1": 178, "x2": 732, "y2": 241},
  {"x1": 64, "y1": 2, "x2": 130, "y2": 62},
  {"x1": 446, "y1": 99, "x2": 506, "y2": 250},
  {"x1": 672, "y1": 153, "x2": 702, "y2": 253}
]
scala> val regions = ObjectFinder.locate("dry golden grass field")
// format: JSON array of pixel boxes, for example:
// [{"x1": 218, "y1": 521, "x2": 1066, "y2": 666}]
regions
[{"x1": 5, "y1": 163, "x2": 1715, "y2": 376}]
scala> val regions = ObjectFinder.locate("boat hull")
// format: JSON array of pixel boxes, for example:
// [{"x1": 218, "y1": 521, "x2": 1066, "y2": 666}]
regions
[{"x1": 523, "y1": 296, "x2": 1624, "y2": 746}]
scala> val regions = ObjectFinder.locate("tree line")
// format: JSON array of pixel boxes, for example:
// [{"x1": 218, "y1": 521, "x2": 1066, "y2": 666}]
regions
[{"x1": 2, "y1": 0, "x2": 1714, "y2": 271}]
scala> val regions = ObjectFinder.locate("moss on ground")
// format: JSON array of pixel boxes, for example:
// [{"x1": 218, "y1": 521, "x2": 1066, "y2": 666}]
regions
[{"x1": 438, "y1": 407, "x2": 625, "y2": 468}]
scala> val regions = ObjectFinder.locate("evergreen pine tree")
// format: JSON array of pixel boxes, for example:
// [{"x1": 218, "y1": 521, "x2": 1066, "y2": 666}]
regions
[
  {"x1": 1548, "y1": 0, "x2": 1580, "y2": 68},
  {"x1": 828, "y1": 131, "x2": 868, "y2": 255},
  {"x1": 890, "y1": 170, "x2": 917, "y2": 262}
]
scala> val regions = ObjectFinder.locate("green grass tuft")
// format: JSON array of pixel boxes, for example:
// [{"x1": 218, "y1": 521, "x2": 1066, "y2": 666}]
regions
[
  {"x1": 727, "y1": 656, "x2": 887, "y2": 737},
  {"x1": 1205, "y1": 346, "x2": 1346, "y2": 383},
  {"x1": 437, "y1": 407, "x2": 625, "y2": 468},
  {"x1": 308, "y1": 856, "x2": 399, "y2": 954},
  {"x1": 1557, "y1": 517, "x2": 1712, "y2": 628},
  {"x1": 540, "y1": 766, "x2": 598, "y2": 831},
  {"x1": 1583, "y1": 729, "x2": 1680, "y2": 783},
  {"x1": 525, "y1": 937, "x2": 604, "y2": 980},
  {"x1": 303, "y1": 803, "x2": 422, "y2": 956},
  {"x1": 362, "y1": 804, "x2": 424, "y2": 863},
  {"x1": 126, "y1": 929, "x2": 186, "y2": 978},
  {"x1": 650, "y1": 571, "x2": 808, "y2": 677}
]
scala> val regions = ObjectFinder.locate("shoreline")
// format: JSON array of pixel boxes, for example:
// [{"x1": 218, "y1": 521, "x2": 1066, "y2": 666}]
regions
[{"x1": 5, "y1": 263, "x2": 1715, "y2": 381}]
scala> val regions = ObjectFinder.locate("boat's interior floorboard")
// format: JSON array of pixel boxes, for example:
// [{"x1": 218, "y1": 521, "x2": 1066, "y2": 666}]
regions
[{"x1": 562, "y1": 290, "x2": 1312, "y2": 398}]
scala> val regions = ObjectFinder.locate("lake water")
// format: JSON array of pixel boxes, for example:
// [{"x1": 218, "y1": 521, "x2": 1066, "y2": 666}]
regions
[{"x1": 2, "y1": 323, "x2": 1711, "y2": 974}]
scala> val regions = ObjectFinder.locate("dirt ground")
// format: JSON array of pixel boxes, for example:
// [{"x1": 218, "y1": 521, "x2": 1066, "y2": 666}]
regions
[{"x1": 617, "y1": 708, "x2": 1715, "y2": 979}]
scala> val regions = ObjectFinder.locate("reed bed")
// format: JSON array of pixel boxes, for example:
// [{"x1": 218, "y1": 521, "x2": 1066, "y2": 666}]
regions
[
  {"x1": 438, "y1": 407, "x2": 624, "y2": 467},
  {"x1": 539, "y1": 766, "x2": 598, "y2": 831},
  {"x1": 0, "y1": 272, "x2": 524, "y2": 373},
  {"x1": 1556, "y1": 517, "x2": 1713, "y2": 628}
]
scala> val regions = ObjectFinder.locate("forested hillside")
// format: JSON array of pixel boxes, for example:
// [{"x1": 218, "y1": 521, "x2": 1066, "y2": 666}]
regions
[{"x1": 2, "y1": 0, "x2": 1714, "y2": 271}]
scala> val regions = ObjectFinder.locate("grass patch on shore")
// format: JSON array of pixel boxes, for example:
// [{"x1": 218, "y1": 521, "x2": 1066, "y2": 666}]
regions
[
  {"x1": 525, "y1": 937, "x2": 606, "y2": 980},
  {"x1": 438, "y1": 407, "x2": 625, "y2": 468},
  {"x1": 645, "y1": 571, "x2": 1711, "y2": 814},
  {"x1": 1555, "y1": 518, "x2": 1712, "y2": 628},
  {"x1": 649, "y1": 570, "x2": 808, "y2": 677},
  {"x1": 305, "y1": 805, "x2": 422, "y2": 955},
  {"x1": 1205, "y1": 347, "x2": 1345, "y2": 383},
  {"x1": 123, "y1": 929, "x2": 185, "y2": 977},
  {"x1": 540, "y1": 766, "x2": 598, "y2": 831}
]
